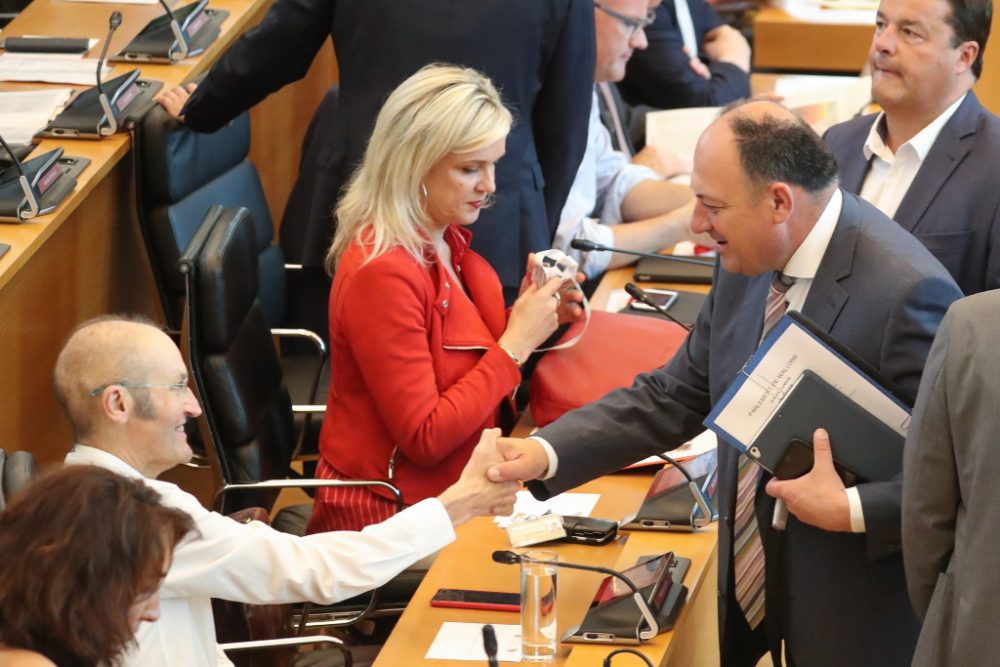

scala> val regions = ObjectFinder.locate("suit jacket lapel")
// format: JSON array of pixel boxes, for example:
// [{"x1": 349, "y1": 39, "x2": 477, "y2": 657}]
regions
[
  {"x1": 839, "y1": 116, "x2": 878, "y2": 194},
  {"x1": 802, "y1": 191, "x2": 857, "y2": 332},
  {"x1": 893, "y1": 93, "x2": 981, "y2": 232}
]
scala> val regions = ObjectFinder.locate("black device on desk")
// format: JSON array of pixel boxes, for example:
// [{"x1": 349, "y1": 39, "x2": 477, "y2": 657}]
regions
[
  {"x1": 112, "y1": 0, "x2": 229, "y2": 63},
  {"x1": 37, "y1": 12, "x2": 163, "y2": 139},
  {"x1": 0, "y1": 36, "x2": 91, "y2": 54},
  {"x1": 620, "y1": 449, "x2": 718, "y2": 532},
  {"x1": 563, "y1": 552, "x2": 691, "y2": 645},
  {"x1": 0, "y1": 133, "x2": 89, "y2": 223},
  {"x1": 633, "y1": 254, "x2": 714, "y2": 284},
  {"x1": 431, "y1": 589, "x2": 521, "y2": 612}
]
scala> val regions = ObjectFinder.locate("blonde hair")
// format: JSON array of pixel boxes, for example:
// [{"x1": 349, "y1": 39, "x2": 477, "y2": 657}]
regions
[{"x1": 326, "y1": 64, "x2": 513, "y2": 273}]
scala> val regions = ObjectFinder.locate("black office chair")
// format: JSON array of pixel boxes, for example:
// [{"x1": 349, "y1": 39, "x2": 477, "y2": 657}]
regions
[
  {"x1": 178, "y1": 206, "x2": 423, "y2": 632},
  {"x1": 135, "y1": 102, "x2": 327, "y2": 461}
]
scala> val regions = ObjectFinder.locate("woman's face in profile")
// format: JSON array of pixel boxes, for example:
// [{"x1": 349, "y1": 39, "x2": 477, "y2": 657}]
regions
[
  {"x1": 422, "y1": 137, "x2": 506, "y2": 232},
  {"x1": 127, "y1": 588, "x2": 162, "y2": 633}
]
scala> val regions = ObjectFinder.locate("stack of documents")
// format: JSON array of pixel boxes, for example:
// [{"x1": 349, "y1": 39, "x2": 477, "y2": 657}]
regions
[
  {"x1": 0, "y1": 88, "x2": 73, "y2": 144},
  {"x1": 0, "y1": 53, "x2": 110, "y2": 85}
]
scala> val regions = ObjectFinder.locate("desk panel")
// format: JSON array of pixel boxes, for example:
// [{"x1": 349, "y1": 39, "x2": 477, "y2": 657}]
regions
[{"x1": 754, "y1": 6, "x2": 873, "y2": 72}]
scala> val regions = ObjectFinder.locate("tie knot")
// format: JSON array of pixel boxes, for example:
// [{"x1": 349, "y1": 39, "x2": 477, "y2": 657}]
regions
[{"x1": 772, "y1": 272, "x2": 795, "y2": 294}]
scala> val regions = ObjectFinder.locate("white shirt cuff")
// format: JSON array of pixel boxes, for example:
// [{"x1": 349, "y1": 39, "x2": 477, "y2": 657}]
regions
[
  {"x1": 528, "y1": 435, "x2": 559, "y2": 480},
  {"x1": 845, "y1": 486, "x2": 866, "y2": 533}
]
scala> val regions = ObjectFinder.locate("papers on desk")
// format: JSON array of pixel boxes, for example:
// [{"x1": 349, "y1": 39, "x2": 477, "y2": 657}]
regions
[
  {"x1": 494, "y1": 491, "x2": 599, "y2": 528},
  {"x1": 426, "y1": 623, "x2": 522, "y2": 662},
  {"x1": 646, "y1": 107, "x2": 717, "y2": 173},
  {"x1": 0, "y1": 88, "x2": 73, "y2": 144},
  {"x1": 0, "y1": 53, "x2": 110, "y2": 85},
  {"x1": 783, "y1": 0, "x2": 876, "y2": 23},
  {"x1": 623, "y1": 429, "x2": 718, "y2": 470}
]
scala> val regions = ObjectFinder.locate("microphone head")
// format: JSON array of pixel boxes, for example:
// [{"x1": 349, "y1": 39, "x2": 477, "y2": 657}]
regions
[
  {"x1": 491, "y1": 550, "x2": 521, "y2": 565},
  {"x1": 482, "y1": 624, "x2": 498, "y2": 656},
  {"x1": 570, "y1": 238, "x2": 600, "y2": 252},
  {"x1": 624, "y1": 282, "x2": 645, "y2": 301},
  {"x1": 109, "y1": 10, "x2": 122, "y2": 29}
]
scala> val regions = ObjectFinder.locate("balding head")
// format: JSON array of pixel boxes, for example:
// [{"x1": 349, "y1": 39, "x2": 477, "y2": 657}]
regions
[
  {"x1": 55, "y1": 316, "x2": 169, "y2": 439},
  {"x1": 56, "y1": 315, "x2": 202, "y2": 477}
]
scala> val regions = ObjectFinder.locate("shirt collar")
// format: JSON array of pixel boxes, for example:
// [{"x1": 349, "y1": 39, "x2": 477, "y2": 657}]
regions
[
  {"x1": 65, "y1": 444, "x2": 145, "y2": 480},
  {"x1": 782, "y1": 188, "x2": 842, "y2": 280},
  {"x1": 862, "y1": 93, "x2": 967, "y2": 162}
]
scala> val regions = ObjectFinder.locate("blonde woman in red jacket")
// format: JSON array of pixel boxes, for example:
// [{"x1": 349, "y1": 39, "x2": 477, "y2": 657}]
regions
[{"x1": 307, "y1": 65, "x2": 583, "y2": 533}]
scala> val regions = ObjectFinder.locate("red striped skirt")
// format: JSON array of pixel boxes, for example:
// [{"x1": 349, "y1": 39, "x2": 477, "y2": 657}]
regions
[{"x1": 305, "y1": 456, "x2": 401, "y2": 533}]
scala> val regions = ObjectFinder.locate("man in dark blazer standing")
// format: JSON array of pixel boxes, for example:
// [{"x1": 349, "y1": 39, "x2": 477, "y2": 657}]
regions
[
  {"x1": 617, "y1": 0, "x2": 751, "y2": 110},
  {"x1": 903, "y1": 291, "x2": 1000, "y2": 667},
  {"x1": 824, "y1": 0, "x2": 998, "y2": 295},
  {"x1": 158, "y1": 1, "x2": 595, "y2": 302},
  {"x1": 488, "y1": 101, "x2": 962, "y2": 667}
]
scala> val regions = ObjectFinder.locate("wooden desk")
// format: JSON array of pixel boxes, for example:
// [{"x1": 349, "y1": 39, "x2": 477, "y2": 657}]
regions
[
  {"x1": 374, "y1": 473, "x2": 720, "y2": 667},
  {"x1": 753, "y1": 4, "x2": 874, "y2": 73},
  {"x1": 0, "y1": 0, "x2": 335, "y2": 465}
]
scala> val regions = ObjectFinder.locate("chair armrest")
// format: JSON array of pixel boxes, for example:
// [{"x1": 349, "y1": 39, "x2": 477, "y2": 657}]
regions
[
  {"x1": 213, "y1": 478, "x2": 404, "y2": 512},
  {"x1": 284, "y1": 263, "x2": 304, "y2": 271},
  {"x1": 292, "y1": 404, "x2": 326, "y2": 414},
  {"x1": 220, "y1": 634, "x2": 347, "y2": 653},
  {"x1": 271, "y1": 328, "x2": 327, "y2": 356}
]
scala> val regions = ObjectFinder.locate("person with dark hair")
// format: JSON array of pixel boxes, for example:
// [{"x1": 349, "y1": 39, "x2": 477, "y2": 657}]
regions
[
  {"x1": 617, "y1": 0, "x2": 751, "y2": 110},
  {"x1": 487, "y1": 100, "x2": 962, "y2": 667},
  {"x1": 54, "y1": 316, "x2": 519, "y2": 667},
  {"x1": 824, "y1": 0, "x2": 999, "y2": 295},
  {"x1": 0, "y1": 465, "x2": 193, "y2": 667}
]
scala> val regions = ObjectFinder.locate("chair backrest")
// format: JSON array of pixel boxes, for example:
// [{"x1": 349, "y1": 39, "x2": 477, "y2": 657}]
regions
[
  {"x1": 137, "y1": 104, "x2": 286, "y2": 330},
  {"x1": 180, "y1": 207, "x2": 296, "y2": 514},
  {"x1": 0, "y1": 449, "x2": 38, "y2": 510}
]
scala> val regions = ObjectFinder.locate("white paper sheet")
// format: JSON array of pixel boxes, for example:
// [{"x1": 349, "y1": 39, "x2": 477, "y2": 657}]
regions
[
  {"x1": 55, "y1": 0, "x2": 159, "y2": 5},
  {"x1": 494, "y1": 491, "x2": 599, "y2": 528},
  {"x1": 0, "y1": 88, "x2": 74, "y2": 144},
  {"x1": 624, "y1": 429, "x2": 719, "y2": 469},
  {"x1": 425, "y1": 622, "x2": 522, "y2": 662},
  {"x1": 0, "y1": 53, "x2": 110, "y2": 85}
]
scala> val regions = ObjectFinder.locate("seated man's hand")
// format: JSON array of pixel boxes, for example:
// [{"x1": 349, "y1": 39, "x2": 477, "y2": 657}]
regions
[
  {"x1": 557, "y1": 271, "x2": 587, "y2": 324},
  {"x1": 487, "y1": 437, "x2": 550, "y2": 483},
  {"x1": 701, "y1": 25, "x2": 751, "y2": 72},
  {"x1": 682, "y1": 46, "x2": 712, "y2": 80},
  {"x1": 631, "y1": 145, "x2": 691, "y2": 179},
  {"x1": 155, "y1": 83, "x2": 198, "y2": 121},
  {"x1": 764, "y1": 429, "x2": 851, "y2": 532},
  {"x1": 438, "y1": 429, "x2": 520, "y2": 526}
]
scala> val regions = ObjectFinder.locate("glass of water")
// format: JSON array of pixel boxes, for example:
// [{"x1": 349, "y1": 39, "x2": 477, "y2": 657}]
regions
[{"x1": 520, "y1": 549, "x2": 558, "y2": 662}]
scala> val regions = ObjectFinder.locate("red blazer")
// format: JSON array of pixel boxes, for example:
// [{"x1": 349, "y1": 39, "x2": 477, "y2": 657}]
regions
[{"x1": 317, "y1": 225, "x2": 520, "y2": 504}]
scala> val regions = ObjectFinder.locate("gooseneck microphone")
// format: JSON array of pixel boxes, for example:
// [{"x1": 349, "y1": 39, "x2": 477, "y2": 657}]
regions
[
  {"x1": 482, "y1": 624, "x2": 499, "y2": 667},
  {"x1": 158, "y1": 0, "x2": 191, "y2": 61},
  {"x1": 491, "y1": 550, "x2": 661, "y2": 640},
  {"x1": 570, "y1": 238, "x2": 715, "y2": 267},
  {"x1": 655, "y1": 452, "x2": 713, "y2": 527},
  {"x1": 624, "y1": 282, "x2": 692, "y2": 331},
  {"x1": 0, "y1": 133, "x2": 39, "y2": 220},
  {"x1": 96, "y1": 11, "x2": 123, "y2": 136}
]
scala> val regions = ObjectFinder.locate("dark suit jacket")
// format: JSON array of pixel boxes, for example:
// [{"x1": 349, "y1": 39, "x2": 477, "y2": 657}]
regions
[
  {"x1": 824, "y1": 93, "x2": 1000, "y2": 296},
  {"x1": 618, "y1": 0, "x2": 750, "y2": 110},
  {"x1": 903, "y1": 292, "x2": 1000, "y2": 667},
  {"x1": 182, "y1": 0, "x2": 595, "y2": 293},
  {"x1": 531, "y1": 192, "x2": 961, "y2": 667}
]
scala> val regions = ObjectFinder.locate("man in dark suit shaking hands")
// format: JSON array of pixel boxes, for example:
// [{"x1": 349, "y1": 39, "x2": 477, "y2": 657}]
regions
[
  {"x1": 488, "y1": 100, "x2": 962, "y2": 667},
  {"x1": 824, "y1": 0, "x2": 998, "y2": 295}
]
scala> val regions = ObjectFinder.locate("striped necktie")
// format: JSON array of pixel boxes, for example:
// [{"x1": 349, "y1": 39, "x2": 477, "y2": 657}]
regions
[{"x1": 733, "y1": 272, "x2": 795, "y2": 630}]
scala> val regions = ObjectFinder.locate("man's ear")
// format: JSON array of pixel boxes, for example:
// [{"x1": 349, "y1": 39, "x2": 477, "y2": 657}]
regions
[
  {"x1": 99, "y1": 387, "x2": 130, "y2": 425},
  {"x1": 955, "y1": 40, "x2": 979, "y2": 75},
  {"x1": 768, "y1": 182, "x2": 795, "y2": 224}
]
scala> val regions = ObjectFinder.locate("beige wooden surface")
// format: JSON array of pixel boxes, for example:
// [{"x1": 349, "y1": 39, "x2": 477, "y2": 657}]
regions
[{"x1": 0, "y1": 0, "x2": 336, "y2": 465}]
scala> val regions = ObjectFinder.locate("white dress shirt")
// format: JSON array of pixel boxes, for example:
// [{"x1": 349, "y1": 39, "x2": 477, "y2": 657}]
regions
[
  {"x1": 858, "y1": 94, "x2": 966, "y2": 219},
  {"x1": 536, "y1": 190, "x2": 868, "y2": 531},
  {"x1": 66, "y1": 445, "x2": 455, "y2": 667},
  {"x1": 554, "y1": 89, "x2": 660, "y2": 278}
]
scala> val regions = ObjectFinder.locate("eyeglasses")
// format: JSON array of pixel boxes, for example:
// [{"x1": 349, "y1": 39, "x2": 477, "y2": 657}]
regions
[
  {"x1": 89, "y1": 381, "x2": 189, "y2": 397},
  {"x1": 594, "y1": 2, "x2": 656, "y2": 40}
]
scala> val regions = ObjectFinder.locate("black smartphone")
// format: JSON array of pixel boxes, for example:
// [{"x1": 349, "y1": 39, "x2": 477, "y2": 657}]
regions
[
  {"x1": 560, "y1": 516, "x2": 618, "y2": 545},
  {"x1": 774, "y1": 437, "x2": 860, "y2": 486},
  {"x1": 430, "y1": 588, "x2": 521, "y2": 612}
]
